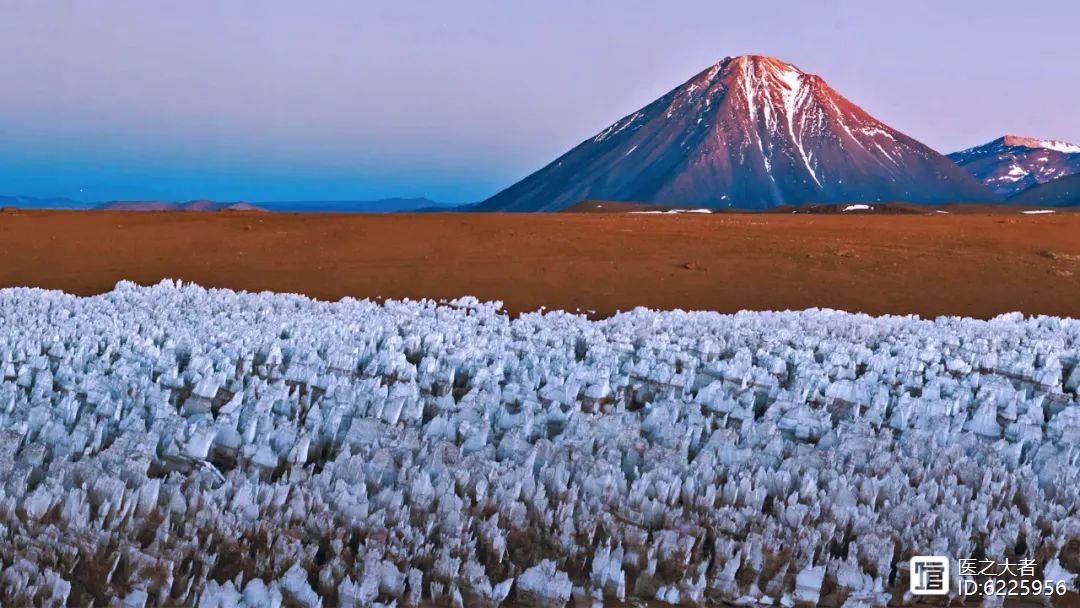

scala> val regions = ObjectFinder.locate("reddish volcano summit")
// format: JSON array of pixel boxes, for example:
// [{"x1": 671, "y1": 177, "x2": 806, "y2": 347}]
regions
[{"x1": 478, "y1": 55, "x2": 993, "y2": 211}]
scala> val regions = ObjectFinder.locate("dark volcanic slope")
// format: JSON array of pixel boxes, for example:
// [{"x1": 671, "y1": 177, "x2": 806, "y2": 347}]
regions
[
  {"x1": 1010, "y1": 173, "x2": 1080, "y2": 207},
  {"x1": 949, "y1": 135, "x2": 1080, "y2": 197},
  {"x1": 478, "y1": 55, "x2": 994, "y2": 211}
]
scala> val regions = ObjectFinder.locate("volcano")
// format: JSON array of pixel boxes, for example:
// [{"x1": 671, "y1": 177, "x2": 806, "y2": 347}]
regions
[
  {"x1": 948, "y1": 135, "x2": 1080, "y2": 198},
  {"x1": 477, "y1": 55, "x2": 994, "y2": 211}
]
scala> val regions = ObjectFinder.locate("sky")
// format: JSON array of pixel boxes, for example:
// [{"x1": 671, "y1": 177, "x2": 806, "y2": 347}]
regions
[{"x1": 1, "y1": 0, "x2": 1078, "y2": 203}]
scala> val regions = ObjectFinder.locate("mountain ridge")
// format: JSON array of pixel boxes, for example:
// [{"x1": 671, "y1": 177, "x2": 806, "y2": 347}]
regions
[{"x1": 1009, "y1": 173, "x2": 1080, "y2": 207}]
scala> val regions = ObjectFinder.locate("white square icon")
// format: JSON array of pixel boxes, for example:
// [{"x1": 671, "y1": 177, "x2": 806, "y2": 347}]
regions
[{"x1": 910, "y1": 556, "x2": 950, "y2": 595}]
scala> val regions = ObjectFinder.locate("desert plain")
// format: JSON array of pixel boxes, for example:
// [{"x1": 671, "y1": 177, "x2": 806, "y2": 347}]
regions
[{"x1": 1, "y1": 209, "x2": 1078, "y2": 319}]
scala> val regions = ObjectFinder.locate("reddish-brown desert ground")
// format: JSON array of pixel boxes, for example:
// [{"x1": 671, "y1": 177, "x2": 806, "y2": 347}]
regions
[{"x1": 1, "y1": 209, "x2": 1078, "y2": 319}]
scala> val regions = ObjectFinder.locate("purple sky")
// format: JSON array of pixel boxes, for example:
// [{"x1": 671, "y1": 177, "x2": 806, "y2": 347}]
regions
[{"x1": 1, "y1": 0, "x2": 1077, "y2": 203}]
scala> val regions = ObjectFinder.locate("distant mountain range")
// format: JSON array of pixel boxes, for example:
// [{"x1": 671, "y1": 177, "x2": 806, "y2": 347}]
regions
[
  {"x1": 96, "y1": 200, "x2": 264, "y2": 212},
  {"x1": 948, "y1": 135, "x2": 1080, "y2": 198},
  {"x1": 96, "y1": 197, "x2": 461, "y2": 212},
  {"x1": 0, "y1": 197, "x2": 459, "y2": 212},
  {"x1": 478, "y1": 55, "x2": 993, "y2": 211}
]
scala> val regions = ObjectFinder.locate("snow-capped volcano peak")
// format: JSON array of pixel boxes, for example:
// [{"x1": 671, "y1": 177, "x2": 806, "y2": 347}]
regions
[
  {"x1": 728, "y1": 54, "x2": 805, "y2": 79},
  {"x1": 726, "y1": 56, "x2": 810, "y2": 113},
  {"x1": 716, "y1": 56, "x2": 825, "y2": 186},
  {"x1": 479, "y1": 55, "x2": 994, "y2": 211}
]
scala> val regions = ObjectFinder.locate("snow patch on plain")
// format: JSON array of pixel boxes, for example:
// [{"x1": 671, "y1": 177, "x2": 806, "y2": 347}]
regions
[{"x1": 629, "y1": 208, "x2": 712, "y2": 215}]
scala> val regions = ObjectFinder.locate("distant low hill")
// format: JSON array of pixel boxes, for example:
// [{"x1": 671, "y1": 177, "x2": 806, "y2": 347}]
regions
[
  {"x1": 0, "y1": 195, "x2": 92, "y2": 210},
  {"x1": 1009, "y1": 174, "x2": 1080, "y2": 207},
  {"x1": 256, "y1": 198, "x2": 459, "y2": 212},
  {"x1": 97, "y1": 200, "x2": 265, "y2": 212}
]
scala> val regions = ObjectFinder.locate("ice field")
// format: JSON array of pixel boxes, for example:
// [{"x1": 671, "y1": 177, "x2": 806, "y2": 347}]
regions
[{"x1": 0, "y1": 281, "x2": 1077, "y2": 606}]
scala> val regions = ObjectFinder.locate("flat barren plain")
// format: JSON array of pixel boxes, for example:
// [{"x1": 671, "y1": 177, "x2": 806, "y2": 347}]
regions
[{"x1": 1, "y1": 209, "x2": 1079, "y2": 319}]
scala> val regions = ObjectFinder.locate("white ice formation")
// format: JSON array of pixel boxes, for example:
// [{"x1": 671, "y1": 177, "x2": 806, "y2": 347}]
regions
[{"x1": 0, "y1": 281, "x2": 1077, "y2": 606}]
